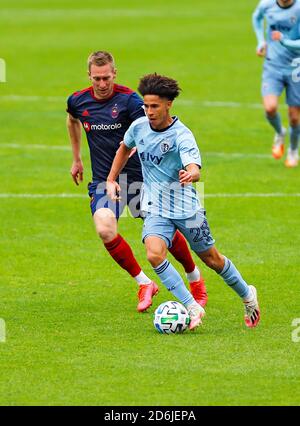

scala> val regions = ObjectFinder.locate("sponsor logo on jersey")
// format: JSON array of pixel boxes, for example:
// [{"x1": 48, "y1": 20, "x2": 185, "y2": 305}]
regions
[
  {"x1": 160, "y1": 139, "x2": 171, "y2": 154},
  {"x1": 83, "y1": 122, "x2": 122, "y2": 132},
  {"x1": 270, "y1": 24, "x2": 292, "y2": 32},
  {"x1": 83, "y1": 121, "x2": 91, "y2": 132},
  {"x1": 140, "y1": 151, "x2": 163, "y2": 165},
  {"x1": 111, "y1": 104, "x2": 119, "y2": 119}
]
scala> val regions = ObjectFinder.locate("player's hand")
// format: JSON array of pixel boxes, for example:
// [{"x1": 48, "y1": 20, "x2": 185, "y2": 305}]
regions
[
  {"x1": 256, "y1": 42, "x2": 267, "y2": 57},
  {"x1": 271, "y1": 31, "x2": 283, "y2": 42},
  {"x1": 106, "y1": 180, "x2": 121, "y2": 201},
  {"x1": 70, "y1": 160, "x2": 84, "y2": 186},
  {"x1": 179, "y1": 169, "x2": 193, "y2": 185}
]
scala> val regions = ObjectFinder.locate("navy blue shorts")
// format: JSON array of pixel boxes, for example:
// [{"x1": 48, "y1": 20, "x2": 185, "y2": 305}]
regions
[{"x1": 88, "y1": 174, "x2": 143, "y2": 219}]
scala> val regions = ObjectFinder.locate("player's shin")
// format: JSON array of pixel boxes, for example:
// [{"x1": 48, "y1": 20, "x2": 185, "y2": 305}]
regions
[
  {"x1": 168, "y1": 231, "x2": 207, "y2": 306},
  {"x1": 266, "y1": 112, "x2": 283, "y2": 135},
  {"x1": 218, "y1": 256, "x2": 251, "y2": 300},
  {"x1": 153, "y1": 259, "x2": 195, "y2": 307},
  {"x1": 104, "y1": 234, "x2": 142, "y2": 278},
  {"x1": 168, "y1": 231, "x2": 196, "y2": 274},
  {"x1": 289, "y1": 124, "x2": 300, "y2": 151}
]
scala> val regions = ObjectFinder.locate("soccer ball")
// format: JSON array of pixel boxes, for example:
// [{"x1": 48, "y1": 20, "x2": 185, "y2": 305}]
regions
[{"x1": 153, "y1": 301, "x2": 190, "y2": 334}]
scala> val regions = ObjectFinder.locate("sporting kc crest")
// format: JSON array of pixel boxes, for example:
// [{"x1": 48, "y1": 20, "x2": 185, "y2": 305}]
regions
[{"x1": 160, "y1": 139, "x2": 171, "y2": 154}]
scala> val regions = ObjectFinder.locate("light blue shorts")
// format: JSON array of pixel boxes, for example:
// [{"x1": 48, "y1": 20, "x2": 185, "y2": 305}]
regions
[
  {"x1": 142, "y1": 210, "x2": 215, "y2": 254},
  {"x1": 262, "y1": 62, "x2": 300, "y2": 106}
]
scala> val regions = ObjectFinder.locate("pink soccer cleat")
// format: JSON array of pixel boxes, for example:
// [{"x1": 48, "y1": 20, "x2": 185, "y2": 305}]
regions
[
  {"x1": 244, "y1": 285, "x2": 261, "y2": 328},
  {"x1": 137, "y1": 282, "x2": 159, "y2": 312},
  {"x1": 272, "y1": 129, "x2": 286, "y2": 159},
  {"x1": 285, "y1": 148, "x2": 299, "y2": 168},
  {"x1": 187, "y1": 303, "x2": 205, "y2": 331},
  {"x1": 190, "y1": 278, "x2": 208, "y2": 307}
]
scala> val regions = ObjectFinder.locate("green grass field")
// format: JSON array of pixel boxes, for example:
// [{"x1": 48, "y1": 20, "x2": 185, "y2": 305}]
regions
[{"x1": 0, "y1": 0, "x2": 300, "y2": 406}]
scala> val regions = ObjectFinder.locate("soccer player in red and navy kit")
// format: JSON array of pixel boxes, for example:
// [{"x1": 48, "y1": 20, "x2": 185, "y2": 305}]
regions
[{"x1": 66, "y1": 51, "x2": 207, "y2": 311}]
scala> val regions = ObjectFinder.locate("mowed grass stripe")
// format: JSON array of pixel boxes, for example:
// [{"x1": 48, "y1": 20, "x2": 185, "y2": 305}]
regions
[
  {"x1": 0, "y1": 95, "x2": 267, "y2": 109},
  {"x1": 1, "y1": 193, "x2": 300, "y2": 198},
  {"x1": 0, "y1": 143, "x2": 273, "y2": 158}
]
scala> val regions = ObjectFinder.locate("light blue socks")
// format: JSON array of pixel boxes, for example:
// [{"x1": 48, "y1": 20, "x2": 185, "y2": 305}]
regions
[
  {"x1": 290, "y1": 124, "x2": 300, "y2": 151},
  {"x1": 219, "y1": 256, "x2": 251, "y2": 300},
  {"x1": 266, "y1": 112, "x2": 283, "y2": 135},
  {"x1": 154, "y1": 260, "x2": 194, "y2": 306}
]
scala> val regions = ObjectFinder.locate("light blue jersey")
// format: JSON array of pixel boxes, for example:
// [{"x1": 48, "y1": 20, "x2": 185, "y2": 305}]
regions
[
  {"x1": 253, "y1": 0, "x2": 300, "y2": 68},
  {"x1": 123, "y1": 116, "x2": 201, "y2": 219}
]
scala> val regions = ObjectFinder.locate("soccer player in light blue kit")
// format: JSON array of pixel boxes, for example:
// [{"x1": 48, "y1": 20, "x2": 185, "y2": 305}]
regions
[
  {"x1": 107, "y1": 73, "x2": 260, "y2": 330},
  {"x1": 253, "y1": 0, "x2": 300, "y2": 167}
]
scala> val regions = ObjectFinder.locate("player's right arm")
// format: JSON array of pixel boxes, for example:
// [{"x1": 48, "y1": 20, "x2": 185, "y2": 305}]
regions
[
  {"x1": 252, "y1": 1, "x2": 267, "y2": 57},
  {"x1": 66, "y1": 112, "x2": 84, "y2": 186},
  {"x1": 107, "y1": 143, "x2": 132, "y2": 200}
]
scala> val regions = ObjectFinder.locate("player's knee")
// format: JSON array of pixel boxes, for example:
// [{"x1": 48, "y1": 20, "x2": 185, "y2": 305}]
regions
[
  {"x1": 94, "y1": 219, "x2": 116, "y2": 243},
  {"x1": 93, "y1": 209, "x2": 117, "y2": 243},
  {"x1": 265, "y1": 105, "x2": 277, "y2": 117},
  {"x1": 289, "y1": 115, "x2": 300, "y2": 127},
  {"x1": 98, "y1": 228, "x2": 116, "y2": 243},
  {"x1": 146, "y1": 249, "x2": 166, "y2": 268}
]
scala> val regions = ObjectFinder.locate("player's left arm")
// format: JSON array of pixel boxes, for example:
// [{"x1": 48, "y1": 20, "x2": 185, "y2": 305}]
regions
[
  {"x1": 179, "y1": 164, "x2": 200, "y2": 184},
  {"x1": 272, "y1": 31, "x2": 300, "y2": 52},
  {"x1": 178, "y1": 134, "x2": 202, "y2": 184}
]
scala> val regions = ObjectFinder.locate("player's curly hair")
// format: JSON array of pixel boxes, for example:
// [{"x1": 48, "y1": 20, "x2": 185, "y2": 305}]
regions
[{"x1": 138, "y1": 73, "x2": 181, "y2": 101}]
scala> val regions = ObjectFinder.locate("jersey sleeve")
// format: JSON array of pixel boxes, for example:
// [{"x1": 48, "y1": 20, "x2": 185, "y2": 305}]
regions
[
  {"x1": 66, "y1": 95, "x2": 79, "y2": 119},
  {"x1": 123, "y1": 123, "x2": 137, "y2": 149},
  {"x1": 178, "y1": 133, "x2": 202, "y2": 168},
  {"x1": 281, "y1": 37, "x2": 300, "y2": 53},
  {"x1": 252, "y1": 0, "x2": 268, "y2": 45},
  {"x1": 127, "y1": 92, "x2": 145, "y2": 122}
]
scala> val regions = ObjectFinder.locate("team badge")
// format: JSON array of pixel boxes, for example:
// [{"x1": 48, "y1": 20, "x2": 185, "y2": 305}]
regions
[
  {"x1": 160, "y1": 139, "x2": 171, "y2": 154},
  {"x1": 291, "y1": 16, "x2": 297, "y2": 25},
  {"x1": 111, "y1": 104, "x2": 119, "y2": 119}
]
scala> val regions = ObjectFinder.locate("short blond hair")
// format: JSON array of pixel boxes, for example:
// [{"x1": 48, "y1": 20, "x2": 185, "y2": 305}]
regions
[{"x1": 87, "y1": 51, "x2": 115, "y2": 72}]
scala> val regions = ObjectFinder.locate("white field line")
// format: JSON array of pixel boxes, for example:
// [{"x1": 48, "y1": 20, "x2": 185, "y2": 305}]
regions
[
  {"x1": 0, "y1": 143, "x2": 271, "y2": 158},
  {"x1": 0, "y1": 95, "x2": 264, "y2": 109},
  {"x1": 0, "y1": 95, "x2": 65, "y2": 102},
  {"x1": 1, "y1": 9, "x2": 207, "y2": 18},
  {"x1": 0, "y1": 143, "x2": 70, "y2": 151},
  {"x1": 0, "y1": 194, "x2": 87, "y2": 199},
  {"x1": 0, "y1": 193, "x2": 299, "y2": 199}
]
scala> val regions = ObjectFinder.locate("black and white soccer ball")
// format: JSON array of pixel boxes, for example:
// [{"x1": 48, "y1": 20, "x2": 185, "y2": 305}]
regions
[{"x1": 153, "y1": 301, "x2": 190, "y2": 334}]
